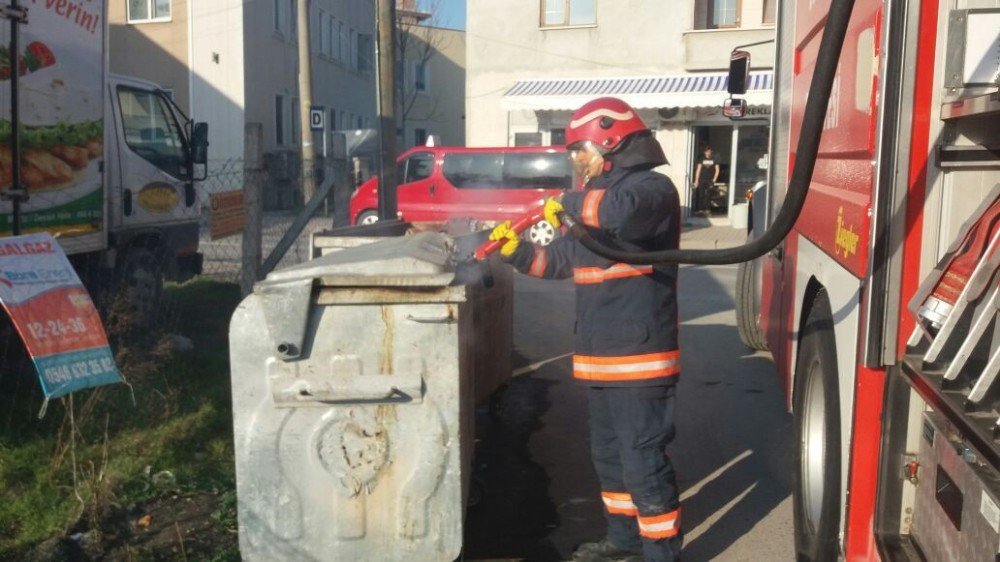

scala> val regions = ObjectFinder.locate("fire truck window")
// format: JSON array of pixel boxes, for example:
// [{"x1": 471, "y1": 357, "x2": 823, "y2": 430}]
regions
[
  {"x1": 502, "y1": 153, "x2": 573, "y2": 190},
  {"x1": 404, "y1": 153, "x2": 434, "y2": 183},
  {"x1": 443, "y1": 154, "x2": 503, "y2": 189}
]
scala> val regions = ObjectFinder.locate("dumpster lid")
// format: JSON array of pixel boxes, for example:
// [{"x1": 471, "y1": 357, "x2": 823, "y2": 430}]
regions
[{"x1": 262, "y1": 232, "x2": 457, "y2": 288}]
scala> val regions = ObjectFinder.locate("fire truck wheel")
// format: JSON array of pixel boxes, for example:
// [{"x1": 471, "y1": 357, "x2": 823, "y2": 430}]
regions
[
  {"x1": 792, "y1": 291, "x2": 841, "y2": 562},
  {"x1": 735, "y1": 258, "x2": 768, "y2": 351}
]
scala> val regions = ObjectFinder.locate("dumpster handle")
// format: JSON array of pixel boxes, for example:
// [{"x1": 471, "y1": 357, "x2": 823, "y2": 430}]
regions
[{"x1": 405, "y1": 313, "x2": 456, "y2": 324}]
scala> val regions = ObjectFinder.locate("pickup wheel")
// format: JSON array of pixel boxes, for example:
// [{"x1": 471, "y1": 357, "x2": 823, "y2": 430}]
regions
[
  {"x1": 793, "y1": 291, "x2": 841, "y2": 562},
  {"x1": 735, "y1": 258, "x2": 768, "y2": 351},
  {"x1": 356, "y1": 210, "x2": 379, "y2": 225}
]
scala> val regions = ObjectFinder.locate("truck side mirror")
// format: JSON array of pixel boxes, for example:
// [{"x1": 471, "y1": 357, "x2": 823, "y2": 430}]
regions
[
  {"x1": 191, "y1": 122, "x2": 209, "y2": 165},
  {"x1": 728, "y1": 50, "x2": 751, "y2": 95},
  {"x1": 724, "y1": 98, "x2": 747, "y2": 119}
]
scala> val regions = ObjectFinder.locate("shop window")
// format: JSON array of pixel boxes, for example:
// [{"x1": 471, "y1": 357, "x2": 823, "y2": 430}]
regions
[
  {"x1": 541, "y1": 0, "x2": 595, "y2": 27},
  {"x1": 129, "y1": 0, "x2": 170, "y2": 23},
  {"x1": 694, "y1": 0, "x2": 740, "y2": 30}
]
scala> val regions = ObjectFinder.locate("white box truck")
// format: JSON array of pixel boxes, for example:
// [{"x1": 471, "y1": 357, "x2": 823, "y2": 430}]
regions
[{"x1": 0, "y1": 0, "x2": 208, "y2": 324}]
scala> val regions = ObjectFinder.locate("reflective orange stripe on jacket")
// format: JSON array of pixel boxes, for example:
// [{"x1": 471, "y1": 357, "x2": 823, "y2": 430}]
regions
[
  {"x1": 573, "y1": 350, "x2": 681, "y2": 382},
  {"x1": 601, "y1": 491, "x2": 637, "y2": 516},
  {"x1": 582, "y1": 189, "x2": 605, "y2": 227},
  {"x1": 528, "y1": 248, "x2": 548, "y2": 277},
  {"x1": 638, "y1": 508, "x2": 680, "y2": 539},
  {"x1": 573, "y1": 263, "x2": 653, "y2": 284}
]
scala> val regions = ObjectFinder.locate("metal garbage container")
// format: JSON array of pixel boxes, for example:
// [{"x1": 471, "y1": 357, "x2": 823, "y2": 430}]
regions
[{"x1": 229, "y1": 232, "x2": 503, "y2": 561}]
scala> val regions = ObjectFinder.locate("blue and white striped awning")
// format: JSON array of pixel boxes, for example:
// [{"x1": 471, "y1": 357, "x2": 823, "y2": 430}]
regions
[{"x1": 502, "y1": 71, "x2": 773, "y2": 111}]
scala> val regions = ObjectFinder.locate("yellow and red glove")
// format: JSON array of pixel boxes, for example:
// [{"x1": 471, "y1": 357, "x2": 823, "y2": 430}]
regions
[
  {"x1": 543, "y1": 196, "x2": 564, "y2": 229},
  {"x1": 488, "y1": 220, "x2": 521, "y2": 257}
]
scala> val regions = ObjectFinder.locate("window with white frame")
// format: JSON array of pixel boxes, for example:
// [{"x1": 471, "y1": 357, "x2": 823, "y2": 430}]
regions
[
  {"x1": 275, "y1": 95, "x2": 285, "y2": 146},
  {"x1": 349, "y1": 29, "x2": 358, "y2": 70},
  {"x1": 128, "y1": 0, "x2": 170, "y2": 23},
  {"x1": 289, "y1": 0, "x2": 297, "y2": 41},
  {"x1": 694, "y1": 0, "x2": 740, "y2": 30},
  {"x1": 540, "y1": 0, "x2": 595, "y2": 27},
  {"x1": 318, "y1": 10, "x2": 327, "y2": 56},
  {"x1": 414, "y1": 60, "x2": 428, "y2": 92},
  {"x1": 763, "y1": 0, "x2": 775, "y2": 23},
  {"x1": 291, "y1": 98, "x2": 300, "y2": 145},
  {"x1": 340, "y1": 22, "x2": 349, "y2": 63},
  {"x1": 274, "y1": 0, "x2": 285, "y2": 34},
  {"x1": 358, "y1": 33, "x2": 373, "y2": 73}
]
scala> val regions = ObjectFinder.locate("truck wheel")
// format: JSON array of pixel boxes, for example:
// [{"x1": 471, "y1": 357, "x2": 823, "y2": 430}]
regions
[
  {"x1": 357, "y1": 210, "x2": 379, "y2": 225},
  {"x1": 736, "y1": 258, "x2": 768, "y2": 351},
  {"x1": 114, "y1": 247, "x2": 164, "y2": 330},
  {"x1": 793, "y1": 292, "x2": 841, "y2": 562}
]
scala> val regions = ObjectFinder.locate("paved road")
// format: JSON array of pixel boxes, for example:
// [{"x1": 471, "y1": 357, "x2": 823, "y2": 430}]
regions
[{"x1": 464, "y1": 263, "x2": 794, "y2": 561}]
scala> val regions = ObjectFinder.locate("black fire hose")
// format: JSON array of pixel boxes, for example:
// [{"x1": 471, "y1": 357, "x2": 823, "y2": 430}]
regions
[{"x1": 563, "y1": 0, "x2": 857, "y2": 265}]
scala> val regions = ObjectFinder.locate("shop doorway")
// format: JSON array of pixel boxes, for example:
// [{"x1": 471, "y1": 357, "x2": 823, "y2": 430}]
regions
[
  {"x1": 691, "y1": 126, "x2": 732, "y2": 217},
  {"x1": 690, "y1": 123, "x2": 769, "y2": 221}
]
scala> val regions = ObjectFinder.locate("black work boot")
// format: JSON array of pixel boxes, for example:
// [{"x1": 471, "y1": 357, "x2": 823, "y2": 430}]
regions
[{"x1": 571, "y1": 538, "x2": 643, "y2": 561}]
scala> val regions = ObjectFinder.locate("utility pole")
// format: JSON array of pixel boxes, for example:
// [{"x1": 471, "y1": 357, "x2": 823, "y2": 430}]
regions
[
  {"x1": 375, "y1": 0, "x2": 398, "y2": 220},
  {"x1": 297, "y1": 0, "x2": 317, "y2": 202}
]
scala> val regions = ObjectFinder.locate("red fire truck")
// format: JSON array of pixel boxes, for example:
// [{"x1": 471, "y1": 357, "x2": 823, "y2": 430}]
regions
[{"x1": 733, "y1": 0, "x2": 999, "y2": 560}]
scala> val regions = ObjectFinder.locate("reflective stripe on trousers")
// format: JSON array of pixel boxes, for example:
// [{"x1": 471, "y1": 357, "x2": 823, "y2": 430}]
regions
[{"x1": 574, "y1": 350, "x2": 681, "y2": 382}]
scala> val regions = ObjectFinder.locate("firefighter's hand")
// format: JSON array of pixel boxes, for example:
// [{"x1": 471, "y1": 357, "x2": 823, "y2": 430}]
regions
[
  {"x1": 544, "y1": 196, "x2": 564, "y2": 229},
  {"x1": 489, "y1": 220, "x2": 520, "y2": 258}
]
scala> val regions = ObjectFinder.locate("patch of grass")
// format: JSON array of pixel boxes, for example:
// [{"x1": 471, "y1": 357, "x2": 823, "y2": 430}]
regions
[{"x1": 0, "y1": 279, "x2": 242, "y2": 558}]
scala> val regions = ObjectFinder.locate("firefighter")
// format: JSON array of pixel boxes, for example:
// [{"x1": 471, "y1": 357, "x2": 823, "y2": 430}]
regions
[{"x1": 490, "y1": 97, "x2": 682, "y2": 562}]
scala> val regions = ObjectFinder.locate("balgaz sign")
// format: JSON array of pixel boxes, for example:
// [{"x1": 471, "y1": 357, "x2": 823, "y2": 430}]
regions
[{"x1": 0, "y1": 233, "x2": 121, "y2": 400}]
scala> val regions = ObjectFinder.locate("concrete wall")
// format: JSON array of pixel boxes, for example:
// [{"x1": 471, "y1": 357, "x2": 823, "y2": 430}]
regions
[
  {"x1": 683, "y1": 28, "x2": 776, "y2": 71},
  {"x1": 467, "y1": 0, "x2": 690, "y2": 147},
  {"x1": 399, "y1": 26, "x2": 466, "y2": 149},
  {"x1": 191, "y1": 0, "x2": 246, "y2": 167},
  {"x1": 243, "y1": 0, "x2": 377, "y2": 154},
  {"x1": 109, "y1": 0, "x2": 191, "y2": 113}
]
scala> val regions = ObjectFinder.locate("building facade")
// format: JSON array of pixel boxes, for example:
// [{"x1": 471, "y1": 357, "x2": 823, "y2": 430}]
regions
[
  {"x1": 397, "y1": 24, "x2": 467, "y2": 150},
  {"x1": 109, "y1": 0, "x2": 377, "y2": 209},
  {"x1": 110, "y1": 0, "x2": 465, "y2": 210},
  {"x1": 466, "y1": 0, "x2": 776, "y2": 221}
]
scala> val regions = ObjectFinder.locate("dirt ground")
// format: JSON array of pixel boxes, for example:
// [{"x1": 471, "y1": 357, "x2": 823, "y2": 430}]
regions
[{"x1": 29, "y1": 492, "x2": 237, "y2": 562}]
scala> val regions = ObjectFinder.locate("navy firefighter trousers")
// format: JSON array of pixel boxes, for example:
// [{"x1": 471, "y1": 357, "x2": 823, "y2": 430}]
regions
[{"x1": 588, "y1": 385, "x2": 681, "y2": 562}]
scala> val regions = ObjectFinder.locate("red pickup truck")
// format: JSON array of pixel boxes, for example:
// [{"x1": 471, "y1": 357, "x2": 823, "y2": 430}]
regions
[{"x1": 349, "y1": 145, "x2": 574, "y2": 246}]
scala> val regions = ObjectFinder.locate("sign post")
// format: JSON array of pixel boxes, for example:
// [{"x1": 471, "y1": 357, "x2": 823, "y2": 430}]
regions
[
  {"x1": 0, "y1": 233, "x2": 122, "y2": 404},
  {"x1": 310, "y1": 106, "x2": 327, "y2": 158}
]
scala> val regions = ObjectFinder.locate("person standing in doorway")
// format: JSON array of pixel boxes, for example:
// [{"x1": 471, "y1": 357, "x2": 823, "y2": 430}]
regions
[{"x1": 692, "y1": 146, "x2": 719, "y2": 216}]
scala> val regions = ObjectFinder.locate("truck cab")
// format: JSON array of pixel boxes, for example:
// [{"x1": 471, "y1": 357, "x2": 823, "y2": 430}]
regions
[{"x1": 106, "y1": 74, "x2": 206, "y2": 286}]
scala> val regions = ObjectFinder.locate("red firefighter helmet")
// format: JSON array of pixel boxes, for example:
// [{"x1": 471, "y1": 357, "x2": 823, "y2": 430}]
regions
[{"x1": 565, "y1": 97, "x2": 649, "y2": 153}]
